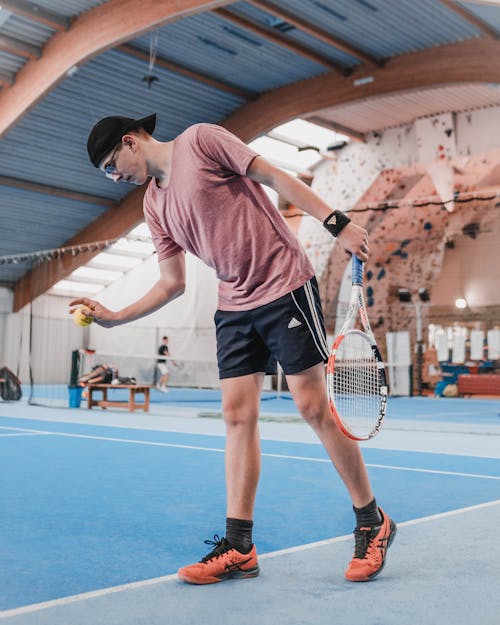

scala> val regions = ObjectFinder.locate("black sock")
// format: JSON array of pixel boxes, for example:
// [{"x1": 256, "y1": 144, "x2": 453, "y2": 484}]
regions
[
  {"x1": 353, "y1": 498, "x2": 382, "y2": 528},
  {"x1": 226, "y1": 517, "x2": 253, "y2": 554}
]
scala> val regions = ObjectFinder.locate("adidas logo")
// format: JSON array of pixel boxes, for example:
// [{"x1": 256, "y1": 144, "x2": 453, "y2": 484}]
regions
[{"x1": 287, "y1": 317, "x2": 302, "y2": 329}]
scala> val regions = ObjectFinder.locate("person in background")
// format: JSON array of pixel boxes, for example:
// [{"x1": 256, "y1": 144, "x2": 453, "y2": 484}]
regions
[{"x1": 157, "y1": 335, "x2": 170, "y2": 392}]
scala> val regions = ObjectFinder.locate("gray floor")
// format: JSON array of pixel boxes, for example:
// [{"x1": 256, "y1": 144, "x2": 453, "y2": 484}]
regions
[{"x1": 1, "y1": 502, "x2": 499, "y2": 625}]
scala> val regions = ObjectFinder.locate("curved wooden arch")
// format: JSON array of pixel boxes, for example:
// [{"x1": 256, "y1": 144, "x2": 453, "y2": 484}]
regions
[
  {"x1": 223, "y1": 39, "x2": 500, "y2": 141},
  {"x1": 0, "y1": 0, "x2": 234, "y2": 139}
]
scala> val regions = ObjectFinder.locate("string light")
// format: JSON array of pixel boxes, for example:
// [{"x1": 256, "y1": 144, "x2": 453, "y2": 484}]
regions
[
  {"x1": 282, "y1": 188, "x2": 500, "y2": 217},
  {"x1": 0, "y1": 234, "x2": 153, "y2": 266}
]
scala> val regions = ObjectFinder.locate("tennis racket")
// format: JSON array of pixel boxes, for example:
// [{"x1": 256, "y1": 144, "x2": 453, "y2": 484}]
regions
[{"x1": 326, "y1": 256, "x2": 388, "y2": 441}]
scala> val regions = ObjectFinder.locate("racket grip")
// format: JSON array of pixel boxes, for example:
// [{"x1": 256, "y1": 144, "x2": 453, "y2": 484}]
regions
[{"x1": 352, "y1": 255, "x2": 364, "y2": 285}]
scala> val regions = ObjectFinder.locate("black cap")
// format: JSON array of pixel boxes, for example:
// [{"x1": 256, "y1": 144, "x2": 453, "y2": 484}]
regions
[{"x1": 87, "y1": 113, "x2": 157, "y2": 168}]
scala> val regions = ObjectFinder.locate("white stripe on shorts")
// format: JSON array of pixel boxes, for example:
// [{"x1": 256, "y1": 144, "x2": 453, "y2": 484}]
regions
[
  {"x1": 304, "y1": 280, "x2": 330, "y2": 357},
  {"x1": 290, "y1": 280, "x2": 329, "y2": 361}
]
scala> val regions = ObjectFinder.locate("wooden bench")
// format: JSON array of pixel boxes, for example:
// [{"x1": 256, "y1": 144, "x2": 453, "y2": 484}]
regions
[{"x1": 87, "y1": 384, "x2": 151, "y2": 412}]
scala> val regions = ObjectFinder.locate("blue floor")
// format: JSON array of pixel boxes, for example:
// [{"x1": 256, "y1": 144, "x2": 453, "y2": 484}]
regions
[
  {"x1": 28, "y1": 384, "x2": 500, "y2": 420},
  {"x1": 1, "y1": 410, "x2": 500, "y2": 611}
]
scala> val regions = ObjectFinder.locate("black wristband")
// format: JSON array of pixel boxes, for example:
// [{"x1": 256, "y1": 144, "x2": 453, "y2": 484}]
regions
[{"x1": 323, "y1": 210, "x2": 351, "y2": 237}]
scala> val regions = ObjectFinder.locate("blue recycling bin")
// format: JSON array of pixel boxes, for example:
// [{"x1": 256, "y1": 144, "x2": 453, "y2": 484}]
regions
[{"x1": 68, "y1": 385, "x2": 83, "y2": 408}]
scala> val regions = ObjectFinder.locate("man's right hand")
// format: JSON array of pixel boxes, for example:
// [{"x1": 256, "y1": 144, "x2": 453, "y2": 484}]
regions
[
  {"x1": 337, "y1": 222, "x2": 369, "y2": 262},
  {"x1": 69, "y1": 298, "x2": 119, "y2": 328}
]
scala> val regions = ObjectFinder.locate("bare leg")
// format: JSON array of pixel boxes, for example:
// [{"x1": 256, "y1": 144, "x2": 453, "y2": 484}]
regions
[
  {"x1": 286, "y1": 363, "x2": 374, "y2": 508},
  {"x1": 221, "y1": 373, "x2": 264, "y2": 519},
  {"x1": 159, "y1": 372, "x2": 169, "y2": 387}
]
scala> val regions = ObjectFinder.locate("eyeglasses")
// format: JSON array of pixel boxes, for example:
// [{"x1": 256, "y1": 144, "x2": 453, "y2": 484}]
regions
[{"x1": 103, "y1": 142, "x2": 121, "y2": 175}]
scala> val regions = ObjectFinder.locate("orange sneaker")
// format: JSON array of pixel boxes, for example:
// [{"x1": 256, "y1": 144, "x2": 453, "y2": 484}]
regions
[
  {"x1": 178, "y1": 535, "x2": 259, "y2": 585},
  {"x1": 345, "y1": 508, "x2": 396, "y2": 582}
]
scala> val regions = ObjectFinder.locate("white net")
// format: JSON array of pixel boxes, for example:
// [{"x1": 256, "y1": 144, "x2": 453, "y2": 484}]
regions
[{"x1": 79, "y1": 350, "x2": 220, "y2": 390}]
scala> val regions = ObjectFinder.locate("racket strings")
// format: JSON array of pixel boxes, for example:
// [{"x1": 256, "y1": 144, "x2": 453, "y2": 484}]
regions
[
  {"x1": 329, "y1": 333, "x2": 382, "y2": 437},
  {"x1": 333, "y1": 357, "x2": 380, "y2": 413}
]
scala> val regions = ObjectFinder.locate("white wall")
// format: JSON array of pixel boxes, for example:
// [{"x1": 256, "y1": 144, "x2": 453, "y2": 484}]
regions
[
  {"x1": 431, "y1": 231, "x2": 500, "y2": 308},
  {"x1": 88, "y1": 252, "x2": 219, "y2": 363}
]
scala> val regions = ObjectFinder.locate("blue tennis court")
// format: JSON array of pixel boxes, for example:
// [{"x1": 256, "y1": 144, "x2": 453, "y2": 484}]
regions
[{"x1": 1, "y1": 395, "x2": 500, "y2": 624}]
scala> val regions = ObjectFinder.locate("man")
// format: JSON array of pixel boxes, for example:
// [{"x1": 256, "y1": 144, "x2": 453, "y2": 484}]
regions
[
  {"x1": 72, "y1": 113, "x2": 396, "y2": 585},
  {"x1": 156, "y1": 335, "x2": 170, "y2": 392}
]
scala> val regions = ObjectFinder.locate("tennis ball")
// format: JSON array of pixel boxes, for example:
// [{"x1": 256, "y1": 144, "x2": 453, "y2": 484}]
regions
[{"x1": 72, "y1": 307, "x2": 94, "y2": 327}]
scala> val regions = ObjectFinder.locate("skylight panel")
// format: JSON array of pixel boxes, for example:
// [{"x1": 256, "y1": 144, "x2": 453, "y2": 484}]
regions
[
  {"x1": 273, "y1": 119, "x2": 348, "y2": 151},
  {"x1": 50, "y1": 280, "x2": 104, "y2": 295},
  {"x1": 111, "y1": 238, "x2": 155, "y2": 255},
  {"x1": 128, "y1": 223, "x2": 152, "y2": 238},
  {"x1": 71, "y1": 266, "x2": 123, "y2": 282},
  {"x1": 90, "y1": 252, "x2": 143, "y2": 269},
  {"x1": 249, "y1": 136, "x2": 323, "y2": 172}
]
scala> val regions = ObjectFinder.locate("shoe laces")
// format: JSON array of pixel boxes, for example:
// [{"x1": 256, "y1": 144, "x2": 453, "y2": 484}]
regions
[
  {"x1": 200, "y1": 535, "x2": 232, "y2": 563},
  {"x1": 353, "y1": 526, "x2": 379, "y2": 559}
]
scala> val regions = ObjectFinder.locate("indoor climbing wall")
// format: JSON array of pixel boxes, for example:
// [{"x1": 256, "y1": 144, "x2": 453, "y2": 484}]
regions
[{"x1": 295, "y1": 106, "x2": 500, "y2": 375}]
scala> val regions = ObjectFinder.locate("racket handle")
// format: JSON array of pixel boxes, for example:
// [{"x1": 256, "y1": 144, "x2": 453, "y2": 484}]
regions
[{"x1": 352, "y1": 255, "x2": 364, "y2": 285}]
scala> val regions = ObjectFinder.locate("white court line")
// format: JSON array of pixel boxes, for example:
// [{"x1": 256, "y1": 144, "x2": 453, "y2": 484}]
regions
[
  {"x1": 1, "y1": 498, "x2": 499, "y2": 620},
  {"x1": 0, "y1": 432, "x2": 49, "y2": 438},
  {"x1": 414, "y1": 411, "x2": 498, "y2": 418},
  {"x1": 2, "y1": 425, "x2": 500, "y2": 481},
  {"x1": 365, "y1": 463, "x2": 500, "y2": 481}
]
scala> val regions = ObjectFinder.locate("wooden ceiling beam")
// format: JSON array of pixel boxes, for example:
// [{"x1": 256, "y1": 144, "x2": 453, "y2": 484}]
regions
[
  {"x1": 0, "y1": 0, "x2": 69, "y2": 31},
  {"x1": 0, "y1": 0, "x2": 235, "y2": 140},
  {"x1": 12, "y1": 186, "x2": 147, "y2": 312},
  {"x1": 119, "y1": 44, "x2": 256, "y2": 100},
  {"x1": 222, "y1": 39, "x2": 500, "y2": 142},
  {"x1": 0, "y1": 175, "x2": 114, "y2": 207},
  {"x1": 214, "y1": 7, "x2": 349, "y2": 75},
  {"x1": 306, "y1": 115, "x2": 366, "y2": 143},
  {"x1": 439, "y1": 0, "x2": 499, "y2": 38},
  {"x1": 248, "y1": 0, "x2": 380, "y2": 67}
]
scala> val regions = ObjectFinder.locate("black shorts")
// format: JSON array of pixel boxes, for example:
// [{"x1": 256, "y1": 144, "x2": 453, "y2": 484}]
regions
[{"x1": 215, "y1": 277, "x2": 330, "y2": 379}]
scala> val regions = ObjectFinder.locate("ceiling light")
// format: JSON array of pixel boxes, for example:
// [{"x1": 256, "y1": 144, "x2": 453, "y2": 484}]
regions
[
  {"x1": 455, "y1": 298, "x2": 467, "y2": 309},
  {"x1": 353, "y1": 76, "x2": 374, "y2": 87}
]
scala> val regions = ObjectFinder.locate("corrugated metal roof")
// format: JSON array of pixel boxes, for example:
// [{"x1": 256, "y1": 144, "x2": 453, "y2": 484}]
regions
[
  {"x1": 462, "y1": 1, "x2": 500, "y2": 32},
  {"x1": 245, "y1": 0, "x2": 482, "y2": 58},
  {"x1": 314, "y1": 84, "x2": 500, "y2": 134},
  {"x1": 32, "y1": 0, "x2": 108, "y2": 18},
  {"x1": 130, "y1": 11, "x2": 327, "y2": 93},
  {"x1": 0, "y1": 186, "x2": 104, "y2": 252},
  {"x1": 1, "y1": 13, "x2": 55, "y2": 47},
  {"x1": 0, "y1": 1, "x2": 108, "y2": 87},
  {"x1": 227, "y1": 2, "x2": 361, "y2": 67},
  {"x1": 0, "y1": 50, "x2": 25, "y2": 75}
]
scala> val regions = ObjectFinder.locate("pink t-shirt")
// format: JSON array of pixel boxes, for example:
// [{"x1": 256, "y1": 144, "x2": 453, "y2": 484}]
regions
[{"x1": 143, "y1": 123, "x2": 314, "y2": 311}]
